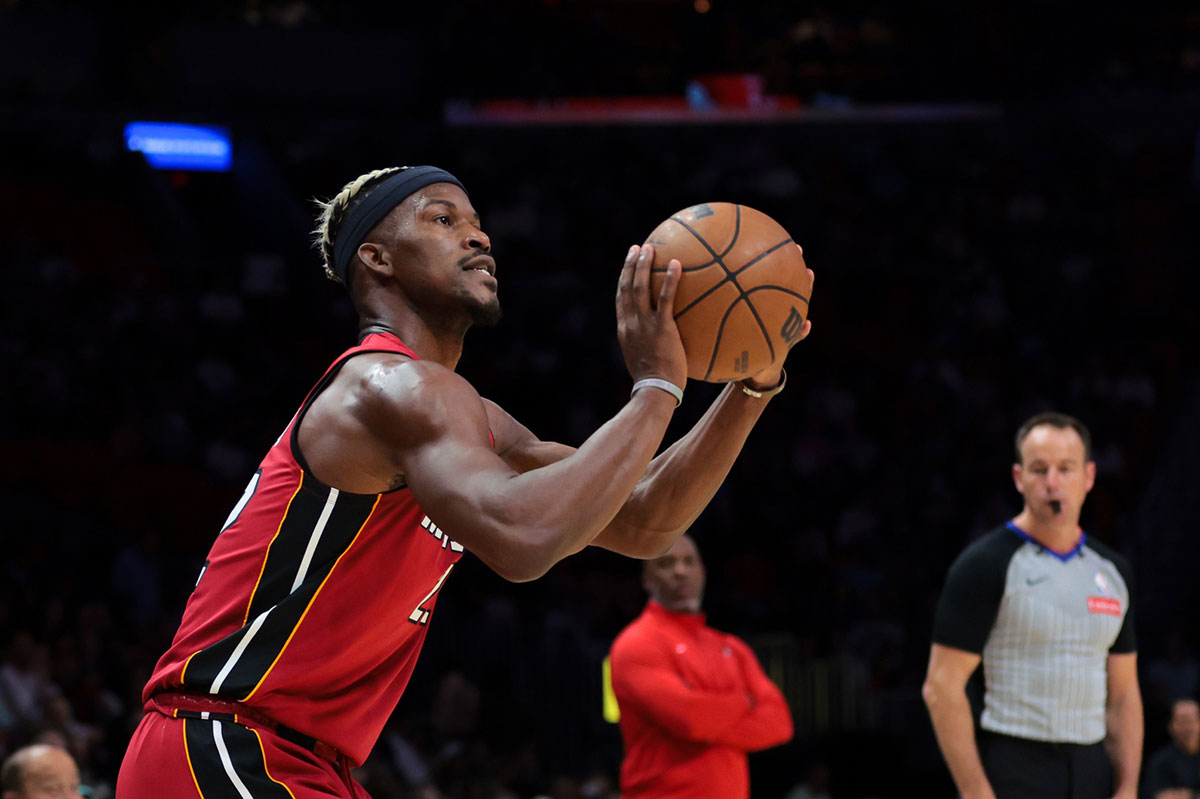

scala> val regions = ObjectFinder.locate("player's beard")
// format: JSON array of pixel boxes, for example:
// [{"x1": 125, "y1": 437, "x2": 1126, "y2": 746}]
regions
[{"x1": 468, "y1": 293, "x2": 502, "y2": 327}]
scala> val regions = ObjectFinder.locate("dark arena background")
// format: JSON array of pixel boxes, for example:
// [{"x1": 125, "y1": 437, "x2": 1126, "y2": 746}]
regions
[{"x1": 2, "y1": 2, "x2": 1199, "y2": 797}]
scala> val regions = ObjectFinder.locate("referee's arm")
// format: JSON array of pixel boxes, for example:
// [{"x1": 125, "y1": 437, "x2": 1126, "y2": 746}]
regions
[
  {"x1": 1105, "y1": 652, "x2": 1143, "y2": 799},
  {"x1": 924, "y1": 644, "x2": 995, "y2": 799},
  {"x1": 925, "y1": 533, "x2": 1009, "y2": 799}
]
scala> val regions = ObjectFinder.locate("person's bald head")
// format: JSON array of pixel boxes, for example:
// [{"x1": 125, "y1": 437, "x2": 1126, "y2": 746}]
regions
[{"x1": 1, "y1": 744, "x2": 81, "y2": 799}]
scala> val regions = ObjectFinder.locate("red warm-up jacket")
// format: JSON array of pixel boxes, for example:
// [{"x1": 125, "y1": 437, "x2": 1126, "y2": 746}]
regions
[{"x1": 609, "y1": 601, "x2": 794, "y2": 799}]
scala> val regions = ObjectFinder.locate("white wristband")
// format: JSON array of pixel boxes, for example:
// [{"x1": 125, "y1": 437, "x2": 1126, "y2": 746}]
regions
[{"x1": 631, "y1": 378, "x2": 684, "y2": 407}]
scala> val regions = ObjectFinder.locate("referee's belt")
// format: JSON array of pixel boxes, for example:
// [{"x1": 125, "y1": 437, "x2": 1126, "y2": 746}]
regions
[{"x1": 147, "y1": 691, "x2": 344, "y2": 764}]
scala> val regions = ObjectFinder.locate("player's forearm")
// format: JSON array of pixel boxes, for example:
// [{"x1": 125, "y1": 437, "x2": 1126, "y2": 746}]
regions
[
  {"x1": 465, "y1": 389, "x2": 677, "y2": 580},
  {"x1": 1104, "y1": 689, "x2": 1143, "y2": 798},
  {"x1": 922, "y1": 680, "x2": 995, "y2": 799},
  {"x1": 598, "y1": 382, "x2": 775, "y2": 557}
]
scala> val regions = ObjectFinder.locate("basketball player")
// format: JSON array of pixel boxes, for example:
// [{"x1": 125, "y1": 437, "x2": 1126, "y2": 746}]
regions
[
  {"x1": 116, "y1": 165, "x2": 812, "y2": 798},
  {"x1": 923, "y1": 412, "x2": 1142, "y2": 799}
]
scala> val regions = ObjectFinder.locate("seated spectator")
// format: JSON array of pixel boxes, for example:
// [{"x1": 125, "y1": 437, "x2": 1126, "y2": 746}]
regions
[
  {"x1": 0, "y1": 742, "x2": 82, "y2": 799},
  {"x1": 1143, "y1": 698, "x2": 1200, "y2": 799}
]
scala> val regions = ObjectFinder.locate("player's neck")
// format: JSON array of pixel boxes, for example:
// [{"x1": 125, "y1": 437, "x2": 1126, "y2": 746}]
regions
[
  {"x1": 359, "y1": 314, "x2": 465, "y2": 370},
  {"x1": 1011, "y1": 510, "x2": 1081, "y2": 553}
]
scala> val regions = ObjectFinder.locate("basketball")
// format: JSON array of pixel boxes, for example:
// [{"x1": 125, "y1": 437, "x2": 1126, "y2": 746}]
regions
[{"x1": 645, "y1": 202, "x2": 812, "y2": 382}]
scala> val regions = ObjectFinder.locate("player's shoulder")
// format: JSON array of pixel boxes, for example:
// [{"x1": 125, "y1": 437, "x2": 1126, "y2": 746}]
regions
[
  {"x1": 328, "y1": 354, "x2": 488, "y2": 455},
  {"x1": 347, "y1": 355, "x2": 480, "y2": 416},
  {"x1": 340, "y1": 350, "x2": 454, "y2": 390}
]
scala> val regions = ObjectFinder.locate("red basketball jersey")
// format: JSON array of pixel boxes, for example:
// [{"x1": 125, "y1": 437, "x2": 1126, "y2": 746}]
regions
[{"x1": 143, "y1": 331, "x2": 466, "y2": 766}]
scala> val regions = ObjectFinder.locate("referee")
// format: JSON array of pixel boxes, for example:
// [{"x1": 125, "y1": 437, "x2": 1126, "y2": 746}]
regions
[{"x1": 923, "y1": 412, "x2": 1143, "y2": 799}]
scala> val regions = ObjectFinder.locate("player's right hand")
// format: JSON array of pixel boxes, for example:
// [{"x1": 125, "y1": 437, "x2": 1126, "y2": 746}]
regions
[{"x1": 615, "y1": 243, "x2": 687, "y2": 389}]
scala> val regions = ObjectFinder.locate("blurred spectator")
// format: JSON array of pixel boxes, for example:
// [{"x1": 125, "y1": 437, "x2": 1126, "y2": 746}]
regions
[
  {"x1": 0, "y1": 634, "x2": 58, "y2": 745},
  {"x1": 1142, "y1": 698, "x2": 1200, "y2": 799},
  {"x1": 785, "y1": 761, "x2": 834, "y2": 799},
  {"x1": 0, "y1": 743, "x2": 82, "y2": 799},
  {"x1": 1149, "y1": 631, "x2": 1200, "y2": 712}
]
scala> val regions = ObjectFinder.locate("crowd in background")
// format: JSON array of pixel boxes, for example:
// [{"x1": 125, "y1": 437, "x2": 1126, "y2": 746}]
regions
[{"x1": 2, "y1": 2, "x2": 1199, "y2": 798}]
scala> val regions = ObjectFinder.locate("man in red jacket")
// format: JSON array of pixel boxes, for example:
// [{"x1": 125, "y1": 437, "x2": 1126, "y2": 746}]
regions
[{"x1": 609, "y1": 534, "x2": 794, "y2": 799}]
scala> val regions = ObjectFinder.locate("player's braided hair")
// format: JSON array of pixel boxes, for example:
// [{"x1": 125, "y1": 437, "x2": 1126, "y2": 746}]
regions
[{"x1": 312, "y1": 166, "x2": 408, "y2": 284}]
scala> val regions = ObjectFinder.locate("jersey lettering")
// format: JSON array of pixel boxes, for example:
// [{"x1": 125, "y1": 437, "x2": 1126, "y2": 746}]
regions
[{"x1": 420, "y1": 515, "x2": 464, "y2": 552}]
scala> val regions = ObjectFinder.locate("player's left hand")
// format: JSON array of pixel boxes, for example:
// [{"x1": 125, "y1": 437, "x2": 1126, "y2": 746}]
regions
[{"x1": 742, "y1": 265, "x2": 814, "y2": 390}]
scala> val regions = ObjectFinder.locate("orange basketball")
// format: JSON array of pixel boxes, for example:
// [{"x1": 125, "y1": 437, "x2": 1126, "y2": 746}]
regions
[{"x1": 645, "y1": 202, "x2": 812, "y2": 382}]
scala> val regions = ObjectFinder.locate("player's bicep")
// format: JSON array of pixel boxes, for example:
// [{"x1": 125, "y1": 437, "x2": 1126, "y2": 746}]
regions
[{"x1": 365, "y1": 367, "x2": 522, "y2": 549}]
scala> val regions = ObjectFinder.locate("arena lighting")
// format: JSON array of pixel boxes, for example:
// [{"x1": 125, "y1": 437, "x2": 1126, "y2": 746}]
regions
[{"x1": 124, "y1": 122, "x2": 233, "y2": 172}]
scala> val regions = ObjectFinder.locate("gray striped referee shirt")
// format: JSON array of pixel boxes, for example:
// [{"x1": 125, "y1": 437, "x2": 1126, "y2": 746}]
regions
[{"x1": 932, "y1": 522, "x2": 1136, "y2": 744}]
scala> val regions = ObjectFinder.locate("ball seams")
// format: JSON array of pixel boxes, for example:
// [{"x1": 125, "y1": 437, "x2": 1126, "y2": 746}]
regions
[
  {"x1": 647, "y1": 202, "x2": 809, "y2": 382},
  {"x1": 672, "y1": 237, "x2": 799, "y2": 318},
  {"x1": 743, "y1": 285, "x2": 811, "y2": 305}
]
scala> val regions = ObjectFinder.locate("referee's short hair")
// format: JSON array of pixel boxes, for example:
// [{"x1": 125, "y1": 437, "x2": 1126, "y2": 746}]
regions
[{"x1": 1014, "y1": 411, "x2": 1093, "y2": 464}]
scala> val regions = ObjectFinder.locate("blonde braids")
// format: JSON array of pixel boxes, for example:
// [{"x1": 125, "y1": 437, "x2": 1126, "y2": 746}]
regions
[{"x1": 312, "y1": 166, "x2": 408, "y2": 284}]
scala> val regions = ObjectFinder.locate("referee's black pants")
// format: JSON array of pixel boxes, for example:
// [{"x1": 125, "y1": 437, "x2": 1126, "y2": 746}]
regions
[{"x1": 980, "y1": 730, "x2": 1112, "y2": 799}]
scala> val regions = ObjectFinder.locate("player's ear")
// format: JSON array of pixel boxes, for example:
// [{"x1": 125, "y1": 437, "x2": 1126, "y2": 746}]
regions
[
  {"x1": 356, "y1": 241, "x2": 396, "y2": 278},
  {"x1": 1084, "y1": 460, "x2": 1096, "y2": 492},
  {"x1": 1011, "y1": 462, "x2": 1023, "y2": 492}
]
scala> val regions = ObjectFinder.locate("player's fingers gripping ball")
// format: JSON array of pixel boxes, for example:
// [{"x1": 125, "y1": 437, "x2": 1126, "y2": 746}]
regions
[{"x1": 645, "y1": 202, "x2": 813, "y2": 383}]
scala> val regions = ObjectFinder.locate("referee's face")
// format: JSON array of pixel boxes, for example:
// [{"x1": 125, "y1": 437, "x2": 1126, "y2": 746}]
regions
[{"x1": 1012, "y1": 425, "x2": 1096, "y2": 523}]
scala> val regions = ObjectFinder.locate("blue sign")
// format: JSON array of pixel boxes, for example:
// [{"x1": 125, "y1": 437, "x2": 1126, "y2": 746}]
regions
[{"x1": 124, "y1": 122, "x2": 233, "y2": 172}]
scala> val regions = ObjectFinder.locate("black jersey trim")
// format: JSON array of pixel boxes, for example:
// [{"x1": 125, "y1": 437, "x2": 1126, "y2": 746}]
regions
[
  {"x1": 184, "y1": 718, "x2": 295, "y2": 799},
  {"x1": 180, "y1": 494, "x2": 379, "y2": 700}
]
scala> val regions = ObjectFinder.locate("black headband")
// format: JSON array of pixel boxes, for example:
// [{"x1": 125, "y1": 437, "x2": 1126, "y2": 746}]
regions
[{"x1": 332, "y1": 165, "x2": 467, "y2": 283}]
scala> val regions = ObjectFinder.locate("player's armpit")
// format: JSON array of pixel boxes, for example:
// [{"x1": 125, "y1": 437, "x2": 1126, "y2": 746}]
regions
[{"x1": 482, "y1": 399, "x2": 575, "y2": 473}]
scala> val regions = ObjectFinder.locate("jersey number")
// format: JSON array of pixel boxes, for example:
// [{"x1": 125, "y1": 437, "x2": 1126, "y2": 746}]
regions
[{"x1": 409, "y1": 564, "x2": 454, "y2": 625}]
